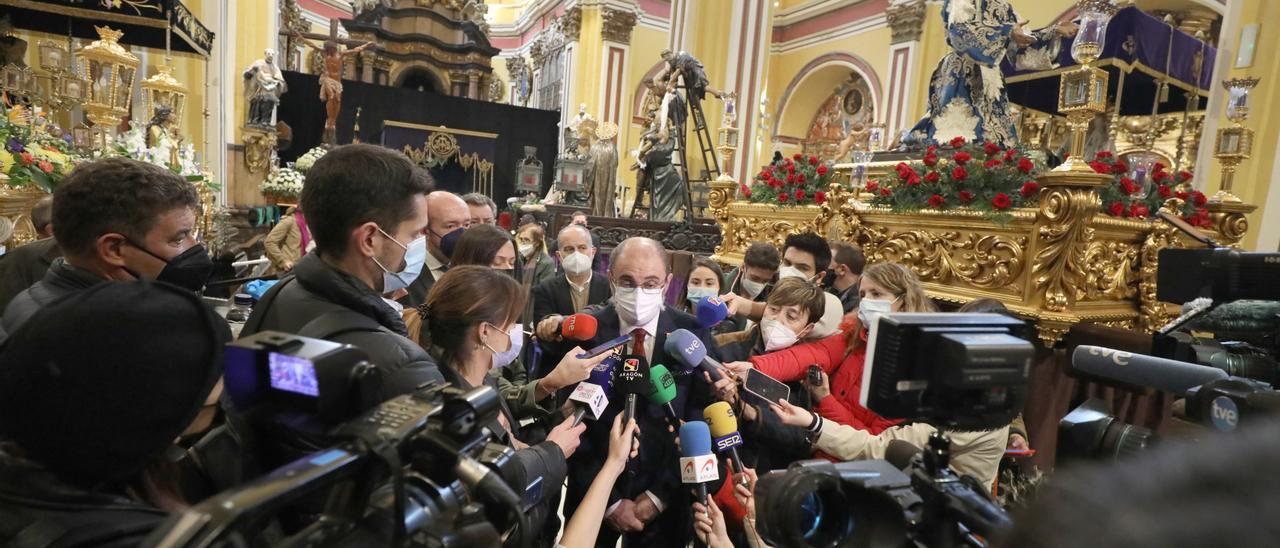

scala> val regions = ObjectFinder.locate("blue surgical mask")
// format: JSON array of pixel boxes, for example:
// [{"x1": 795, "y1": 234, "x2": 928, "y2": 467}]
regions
[
  {"x1": 373, "y1": 227, "x2": 426, "y2": 293},
  {"x1": 686, "y1": 286, "x2": 717, "y2": 307}
]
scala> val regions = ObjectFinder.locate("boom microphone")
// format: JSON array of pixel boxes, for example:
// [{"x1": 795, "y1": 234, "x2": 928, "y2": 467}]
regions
[
  {"x1": 694, "y1": 296, "x2": 730, "y2": 328},
  {"x1": 647, "y1": 364, "x2": 679, "y2": 422},
  {"x1": 678, "y1": 421, "x2": 718, "y2": 507},
  {"x1": 559, "y1": 313, "x2": 598, "y2": 341},
  {"x1": 664, "y1": 329, "x2": 726, "y2": 382},
  {"x1": 1071, "y1": 345, "x2": 1228, "y2": 394},
  {"x1": 703, "y1": 402, "x2": 745, "y2": 474}
]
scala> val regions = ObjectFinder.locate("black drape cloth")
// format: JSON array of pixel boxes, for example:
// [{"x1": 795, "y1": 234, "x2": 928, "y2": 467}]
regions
[{"x1": 277, "y1": 71, "x2": 560, "y2": 206}]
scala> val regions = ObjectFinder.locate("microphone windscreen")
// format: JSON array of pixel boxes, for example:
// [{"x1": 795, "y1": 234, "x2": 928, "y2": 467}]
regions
[
  {"x1": 695, "y1": 296, "x2": 730, "y2": 328},
  {"x1": 1071, "y1": 345, "x2": 1227, "y2": 394},
  {"x1": 561, "y1": 313, "x2": 598, "y2": 341},
  {"x1": 616, "y1": 355, "x2": 651, "y2": 395},
  {"x1": 588, "y1": 361, "x2": 614, "y2": 393},
  {"x1": 885, "y1": 440, "x2": 921, "y2": 470},
  {"x1": 663, "y1": 329, "x2": 706, "y2": 372},
  {"x1": 678, "y1": 420, "x2": 713, "y2": 458},
  {"x1": 648, "y1": 364, "x2": 677, "y2": 405},
  {"x1": 703, "y1": 401, "x2": 738, "y2": 438}
]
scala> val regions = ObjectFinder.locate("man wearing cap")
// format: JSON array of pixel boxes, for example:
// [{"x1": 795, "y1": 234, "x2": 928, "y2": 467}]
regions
[{"x1": 0, "y1": 282, "x2": 227, "y2": 546}]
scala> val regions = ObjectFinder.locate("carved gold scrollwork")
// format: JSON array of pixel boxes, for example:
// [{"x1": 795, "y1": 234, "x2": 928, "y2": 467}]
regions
[
  {"x1": 1139, "y1": 217, "x2": 1182, "y2": 332},
  {"x1": 1082, "y1": 240, "x2": 1140, "y2": 300},
  {"x1": 1032, "y1": 185, "x2": 1099, "y2": 312},
  {"x1": 708, "y1": 180, "x2": 735, "y2": 259},
  {"x1": 864, "y1": 230, "x2": 1027, "y2": 290}
]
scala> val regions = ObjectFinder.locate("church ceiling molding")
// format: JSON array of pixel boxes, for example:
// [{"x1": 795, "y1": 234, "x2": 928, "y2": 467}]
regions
[
  {"x1": 772, "y1": 52, "x2": 884, "y2": 140},
  {"x1": 770, "y1": 0, "x2": 889, "y2": 52}
]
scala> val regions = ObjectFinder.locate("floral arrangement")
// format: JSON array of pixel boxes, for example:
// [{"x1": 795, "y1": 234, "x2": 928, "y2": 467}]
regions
[
  {"x1": 0, "y1": 105, "x2": 78, "y2": 191},
  {"x1": 1085, "y1": 151, "x2": 1211, "y2": 227},
  {"x1": 261, "y1": 167, "x2": 305, "y2": 199},
  {"x1": 98, "y1": 121, "x2": 221, "y2": 193},
  {"x1": 745, "y1": 153, "x2": 834, "y2": 206},
  {"x1": 294, "y1": 146, "x2": 327, "y2": 173},
  {"x1": 869, "y1": 137, "x2": 1042, "y2": 220}
]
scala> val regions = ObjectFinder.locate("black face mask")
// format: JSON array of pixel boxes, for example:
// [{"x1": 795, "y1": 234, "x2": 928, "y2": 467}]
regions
[
  {"x1": 437, "y1": 227, "x2": 466, "y2": 259},
  {"x1": 128, "y1": 241, "x2": 215, "y2": 293},
  {"x1": 821, "y1": 269, "x2": 838, "y2": 289}
]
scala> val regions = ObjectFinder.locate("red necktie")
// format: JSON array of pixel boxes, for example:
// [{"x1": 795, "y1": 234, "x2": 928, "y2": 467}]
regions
[{"x1": 631, "y1": 329, "x2": 647, "y2": 359}]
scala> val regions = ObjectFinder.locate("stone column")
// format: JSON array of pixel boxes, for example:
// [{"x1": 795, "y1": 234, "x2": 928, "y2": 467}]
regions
[
  {"x1": 359, "y1": 50, "x2": 376, "y2": 83},
  {"x1": 884, "y1": 0, "x2": 927, "y2": 140},
  {"x1": 599, "y1": 7, "x2": 638, "y2": 127},
  {"x1": 468, "y1": 71, "x2": 481, "y2": 99}
]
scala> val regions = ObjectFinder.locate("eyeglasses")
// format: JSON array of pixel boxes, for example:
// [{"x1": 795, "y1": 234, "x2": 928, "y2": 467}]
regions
[{"x1": 615, "y1": 280, "x2": 665, "y2": 293}]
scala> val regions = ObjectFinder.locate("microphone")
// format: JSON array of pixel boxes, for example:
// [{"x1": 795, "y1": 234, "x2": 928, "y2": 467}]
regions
[
  {"x1": 703, "y1": 402, "x2": 745, "y2": 474},
  {"x1": 663, "y1": 329, "x2": 725, "y2": 382},
  {"x1": 694, "y1": 296, "x2": 729, "y2": 328},
  {"x1": 678, "y1": 421, "x2": 719, "y2": 507},
  {"x1": 543, "y1": 313, "x2": 598, "y2": 341},
  {"x1": 568, "y1": 381, "x2": 610, "y2": 427},
  {"x1": 885, "y1": 440, "x2": 922, "y2": 471},
  {"x1": 647, "y1": 364, "x2": 679, "y2": 422},
  {"x1": 615, "y1": 355, "x2": 650, "y2": 427},
  {"x1": 1071, "y1": 345, "x2": 1228, "y2": 394}
]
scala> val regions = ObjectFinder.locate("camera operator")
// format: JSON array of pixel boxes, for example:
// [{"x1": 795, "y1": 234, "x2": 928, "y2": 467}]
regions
[
  {"x1": 421, "y1": 265, "x2": 605, "y2": 538},
  {"x1": 0, "y1": 158, "x2": 207, "y2": 340},
  {"x1": 0, "y1": 282, "x2": 225, "y2": 546}
]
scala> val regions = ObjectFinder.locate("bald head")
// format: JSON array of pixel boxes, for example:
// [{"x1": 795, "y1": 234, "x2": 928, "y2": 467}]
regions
[
  {"x1": 426, "y1": 191, "x2": 470, "y2": 261},
  {"x1": 609, "y1": 237, "x2": 669, "y2": 290}
]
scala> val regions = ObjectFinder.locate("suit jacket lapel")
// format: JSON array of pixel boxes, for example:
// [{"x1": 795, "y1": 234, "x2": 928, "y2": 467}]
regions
[
  {"x1": 653, "y1": 309, "x2": 677, "y2": 369},
  {"x1": 588, "y1": 276, "x2": 611, "y2": 307},
  {"x1": 553, "y1": 276, "x2": 574, "y2": 315}
]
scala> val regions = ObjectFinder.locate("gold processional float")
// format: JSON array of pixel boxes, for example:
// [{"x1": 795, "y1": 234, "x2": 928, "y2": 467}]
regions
[{"x1": 709, "y1": 1, "x2": 1258, "y2": 347}]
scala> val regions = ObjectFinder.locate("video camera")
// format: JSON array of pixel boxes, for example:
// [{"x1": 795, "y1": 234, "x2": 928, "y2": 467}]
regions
[
  {"x1": 146, "y1": 332, "x2": 530, "y2": 548},
  {"x1": 754, "y1": 313, "x2": 1033, "y2": 548}
]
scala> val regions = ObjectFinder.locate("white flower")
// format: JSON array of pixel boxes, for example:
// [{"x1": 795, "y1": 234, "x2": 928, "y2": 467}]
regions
[
  {"x1": 262, "y1": 167, "x2": 305, "y2": 197},
  {"x1": 295, "y1": 147, "x2": 328, "y2": 173}
]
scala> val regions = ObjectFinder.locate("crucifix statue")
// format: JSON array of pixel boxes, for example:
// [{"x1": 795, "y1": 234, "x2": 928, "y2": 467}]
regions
[{"x1": 292, "y1": 20, "x2": 374, "y2": 145}]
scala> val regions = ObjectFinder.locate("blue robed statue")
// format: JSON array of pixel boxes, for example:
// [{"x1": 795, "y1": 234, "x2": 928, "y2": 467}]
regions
[{"x1": 904, "y1": 0, "x2": 1077, "y2": 148}]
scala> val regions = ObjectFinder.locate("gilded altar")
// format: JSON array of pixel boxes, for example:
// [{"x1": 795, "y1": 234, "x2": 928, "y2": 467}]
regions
[{"x1": 709, "y1": 166, "x2": 1255, "y2": 347}]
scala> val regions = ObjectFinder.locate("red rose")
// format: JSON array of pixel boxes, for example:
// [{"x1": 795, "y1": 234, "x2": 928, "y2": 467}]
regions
[
  {"x1": 1178, "y1": 170, "x2": 1193, "y2": 183},
  {"x1": 958, "y1": 191, "x2": 975, "y2": 203},
  {"x1": 815, "y1": 191, "x2": 826, "y2": 204},
  {"x1": 778, "y1": 192, "x2": 789, "y2": 203},
  {"x1": 1111, "y1": 161, "x2": 1128, "y2": 175},
  {"x1": 1017, "y1": 157, "x2": 1034, "y2": 174},
  {"x1": 949, "y1": 136, "x2": 966, "y2": 148},
  {"x1": 37, "y1": 160, "x2": 53, "y2": 174},
  {"x1": 923, "y1": 154, "x2": 939, "y2": 167},
  {"x1": 1090, "y1": 161, "x2": 1111, "y2": 174},
  {"x1": 1176, "y1": 190, "x2": 1189, "y2": 200},
  {"x1": 793, "y1": 153, "x2": 803, "y2": 161},
  {"x1": 1153, "y1": 162, "x2": 1167, "y2": 173},
  {"x1": 795, "y1": 189, "x2": 806, "y2": 201},
  {"x1": 1004, "y1": 149, "x2": 1018, "y2": 162},
  {"x1": 796, "y1": 173, "x2": 806, "y2": 183},
  {"x1": 808, "y1": 155, "x2": 819, "y2": 165},
  {"x1": 1119, "y1": 177, "x2": 1137, "y2": 195},
  {"x1": 953, "y1": 151, "x2": 972, "y2": 165},
  {"x1": 1020, "y1": 181, "x2": 1039, "y2": 197},
  {"x1": 924, "y1": 171, "x2": 940, "y2": 183},
  {"x1": 1158, "y1": 184, "x2": 1172, "y2": 198},
  {"x1": 906, "y1": 173, "x2": 922, "y2": 186},
  {"x1": 1153, "y1": 170, "x2": 1171, "y2": 182},
  {"x1": 786, "y1": 174, "x2": 797, "y2": 184},
  {"x1": 18, "y1": 152, "x2": 33, "y2": 165},
  {"x1": 1130, "y1": 203, "x2": 1150, "y2": 218},
  {"x1": 741, "y1": 185, "x2": 752, "y2": 198},
  {"x1": 984, "y1": 142, "x2": 1001, "y2": 156},
  {"x1": 866, "y1": 180, "x2": 879, "y2": 192},
  {"x1": 991, "y1": 193, "x2": 1012, "y2": 210},
  {"x1": 1095, "y1": 151, "x2": 1114, "y2": 161},
  {"x1": 787, "y1": 164, "x2": 796, "y2": 174},
  {"x1": 951, "y1": 166, "x2": 968, "y2": 181},
  {"x1": 1192, "y1": 191, "x2": 1207, "y2": 206},
  {"x1": 880, "y1": 187, "x2": 893, "y2": 197},
  {"x1": 1108, "y1": 201, "x2": 1126, "y2": 217},
  {"x1": 926, "y1": 145, "x2": 939, "y2": 155},
  {"x1": 928, "y1": 194, "x2": 945, "y2": 208},
  {"x1": 984, "y1": 159, "x2": 1002, "y2": 169},
  {"x1": 896, "y1": 162, "x2": 911, "y2": 174},
  {"x1": 816, "y1": 164, "x2": 829, "y2": 176}
]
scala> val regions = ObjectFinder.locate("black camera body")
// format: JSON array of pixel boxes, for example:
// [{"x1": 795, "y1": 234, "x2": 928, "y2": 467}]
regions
[{"x1": 149, "y1": 332, "x2": 525, "y2": 548}]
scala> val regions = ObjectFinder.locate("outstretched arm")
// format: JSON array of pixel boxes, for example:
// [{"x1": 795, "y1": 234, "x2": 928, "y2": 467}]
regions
[
  {"x1": 292, "y1": 32, "x2": 323, "y2": 51},
  {"x1": 342, "y1": 41, "x2": 376, "y2": 57}
]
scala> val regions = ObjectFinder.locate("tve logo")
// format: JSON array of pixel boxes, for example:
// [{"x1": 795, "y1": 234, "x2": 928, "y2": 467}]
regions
[{"x1": 1210, "y1": 396, "x2": 1239, "y2": 431}]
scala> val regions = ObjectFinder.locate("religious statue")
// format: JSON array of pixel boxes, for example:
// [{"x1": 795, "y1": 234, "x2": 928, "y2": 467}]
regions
[
  {"x1": 834, "y1": 121, "x2": 872, "y2": 159},
  {"x1": 243, "y1": 49, "x2": 288, "y2": 128},
  {"x1": 902, "y1": 0, "x2": 1076, "y2": 148},
  {"x1": 145, "y1": 106, "x2": 182, "y2": 166},
  {"x1": 637, "y1": 124, "x2": 685, "y2": 222},
  {"x1": 292, "y1": 31, "x2": 375, "y2": 144},
  {"x1": 655, "y1": 49, "x2": 727, "y2": 102},
  {"x1": 588, "y1": 122, "x2": 619, "y2": 218}
]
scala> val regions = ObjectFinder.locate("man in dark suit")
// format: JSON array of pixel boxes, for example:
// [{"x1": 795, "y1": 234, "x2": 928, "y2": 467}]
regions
[
  {"x1": 0, "y1": 197, "x2": 59, "y2": 311},
  {"x1": 560, "y1": 237, "x2": 718, "y2": 546},
  {"x1": 398, "y1": 191, "x2": 470, "y2": 308},
  {"x1": 532, "y1": 223, "x2": 610, "y2": 332},
  {"x1": 547, "y1": 211, "x2": 603, "y2": 270}
]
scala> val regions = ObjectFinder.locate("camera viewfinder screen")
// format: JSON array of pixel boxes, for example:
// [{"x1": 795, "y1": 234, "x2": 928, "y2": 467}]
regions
[{"x1": 268, "y1": 352, "x2": 319, "y2": 397}]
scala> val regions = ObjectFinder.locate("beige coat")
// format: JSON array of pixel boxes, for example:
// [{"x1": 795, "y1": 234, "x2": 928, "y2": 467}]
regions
[
  {"x1": 814, "y1": 420, "x2": 1009, "y2": 490},
  {"x1": 263, "y1": 212, "x2": 303, "y2": 274}
]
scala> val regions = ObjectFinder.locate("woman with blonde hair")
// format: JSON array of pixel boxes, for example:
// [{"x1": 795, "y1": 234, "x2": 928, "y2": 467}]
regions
[
  {"x1": 726, "y1": 262, "x2": 936, "y2": 433},
  {"x1": 514, "y1": 222, "x2": 556, "y2": 287}
]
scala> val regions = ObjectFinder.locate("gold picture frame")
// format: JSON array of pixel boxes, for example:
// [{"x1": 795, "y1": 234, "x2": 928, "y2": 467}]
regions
[{"x1": 1214, "y1": 126, "x2": 1253, "y2": 160}]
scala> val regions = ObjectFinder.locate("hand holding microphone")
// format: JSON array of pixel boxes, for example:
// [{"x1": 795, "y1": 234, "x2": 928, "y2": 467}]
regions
[
  {"x1": 535, "y1": 313, "x2": 598, "y2": 342},
  {"x1": 604, "y1": 414, "x2": 639, "y2": 475},
  {"x1": 664, "y1": 329, "x2": 728, "y2": 382}
]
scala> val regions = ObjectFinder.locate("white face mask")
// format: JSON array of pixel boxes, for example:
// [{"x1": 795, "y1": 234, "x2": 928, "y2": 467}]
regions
[
  {"x1": 561, "y1": 251, "x2": 592, "y2": 276},
  {"x1": 857, "y1": 297, "x2": 896, "y2": 327},
  {"x1": 518, "y1": 243, "x2": 536, "y2": 258},
  {"x1": 778, "y1": 265, "x2": 809, "y2": 280},
  {"x1": 483, "y1": 322, "x2": 525, "y2": 369},
  {"x1": 686, "y1": 286, "x2": 717, "y2": 307},
  {"x1": 760, "y1": 317, "x2": 801, "y2": 352},
  {"x1": 614, "y1": 286, "x2": 664, "y2": 327},
  {"x1": 740, "y1": 277, "x2": 767, "y2": 299}
]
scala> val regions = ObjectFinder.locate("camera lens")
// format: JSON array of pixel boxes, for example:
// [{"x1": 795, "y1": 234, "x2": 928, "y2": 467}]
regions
[
  {"x1": 1208, "y1": 352, "x2": 1278, "y2": 385},
  {"x1": 1099, "y1": 420, "x2": 1155, "y2": 459},
  {"x1": 756, "y1": 469, "x2": 907, "y2": 548}
]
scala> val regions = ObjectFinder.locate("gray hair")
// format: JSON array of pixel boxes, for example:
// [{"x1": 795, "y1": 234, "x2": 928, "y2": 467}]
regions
[
  {"x1": 460, "y1": 192, "x2": 497, "y2": 216},
  {"x1": 557, "y1": 223, "x2": 592, "y2": 246}
]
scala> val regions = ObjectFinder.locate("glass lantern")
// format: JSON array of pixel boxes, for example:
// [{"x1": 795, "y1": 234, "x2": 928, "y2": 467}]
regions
[
  {"x1": 849, "y1": 149, "x2": 874, "y2": 192},
  {"x1": 140, "y1": 64, "x2": 188, "y2": 126},
  {"x1": 1224, "y1": 77, "x2": 1259, "y2": 123},
  {"x1": 516, "y1": 146, "x2": 543, "y2": 193},
  {"x1": 1125, "y1": 151, "x2": 1162, "y2": 199},
  {"x1": 75, "y1": 26, "x2": 140, "y2": 129},
  {"x1": 1072, "y1": 0, "x2": 1115, "y2": 65}
]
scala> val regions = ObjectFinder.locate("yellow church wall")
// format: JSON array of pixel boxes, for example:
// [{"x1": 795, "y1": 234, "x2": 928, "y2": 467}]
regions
[{"x1": 617, "y1": 24, "x2": 674, "y2": 207}]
